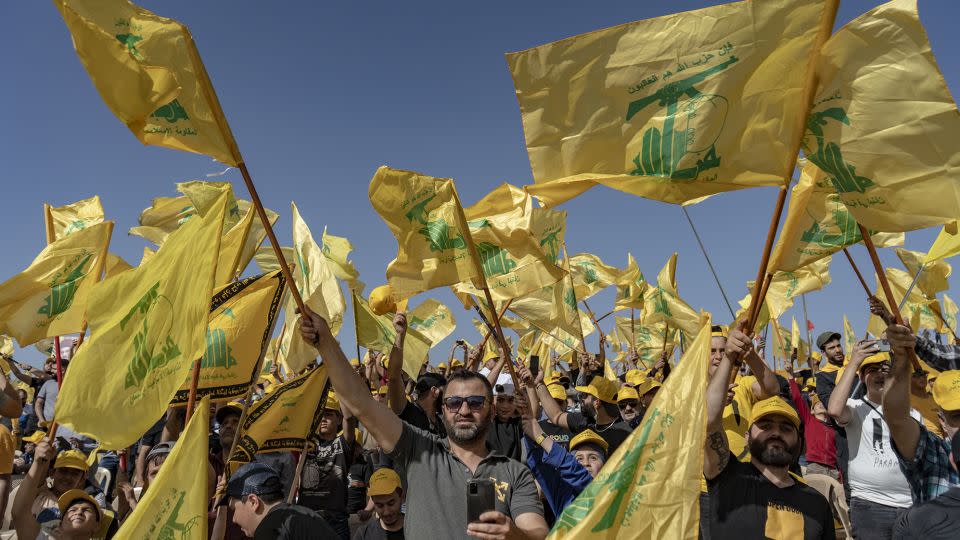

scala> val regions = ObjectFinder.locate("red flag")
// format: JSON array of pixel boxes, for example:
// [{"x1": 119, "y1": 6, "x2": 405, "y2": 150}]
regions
[{"x1": 807, "y1": 320, "x2": 815, "y2": 331}]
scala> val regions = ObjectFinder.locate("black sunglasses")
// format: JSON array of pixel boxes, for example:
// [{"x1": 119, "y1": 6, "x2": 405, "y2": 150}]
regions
[
  {"x1": 443, "y1": 395, "x2": 487, "y2": 412},
  {"x1": 618, "y1": 400, "x2": 638, "y2": 409}
]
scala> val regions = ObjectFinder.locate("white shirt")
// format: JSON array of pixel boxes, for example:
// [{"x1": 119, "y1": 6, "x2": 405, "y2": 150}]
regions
[{"x1": 843, "y1": 397, "x2": 920, "y2": 507}]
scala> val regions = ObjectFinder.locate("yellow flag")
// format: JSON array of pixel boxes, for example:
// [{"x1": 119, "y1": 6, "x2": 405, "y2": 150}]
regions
[
  {"x1": 214, "y1": 203, "x2": 255, "y2": 286},
  {"x1": 804, "y1": 0, "x2": 960, "y2": 232},
  {"x1": 569, "y1": 253, "x2": 621, "y2": 302},
  {"x1": 843, "y1": 314, "x2": 858, "y2": 353},
  {"x1": 231, "y1": 366, "x2": 327, "y2": 462},
  {"x1": 354, "y1": 294, "x2": 430, "y2": 380},
  {"x1": 114, "y1": 395, "x2": 209, "y2": 540},
  {"x1": 516, "y1": 330, "x2": 541, "y2": 363},
  {"x1": 896, "y1": 248, "x2": 951, "y2": 298},
  {"x1": 743, "y1": 257, "x2": 832, "y2": 322},
  {"x1": 507, "y1": 280, "x2": 591, "y2": 355},
  {"x1": 276, "y1": 203, "x2": 346, "y2": 374},
  {"x1": 925, "y1": 221, "x2": 960, "y2": 264},
  {"x1": 791, "y1": 317, "x2": 801, "y2": 351},
  {"x1": 771, "y1": 318, "x2": 801, "y2": 364},
  {"x1": 549, "y1": 316, "x2": 709, "y2": 538},
  {"x1": 321, "y1": 228, "x2": 364, "y2": 292},
  {"x1": 56, "y1": 193, "x2": 226, "y2": 449},
  {"x1": 942, "y1": 294, "x2": 958, "y2": 336},
  {"x1": 408, "y1": 299, "x2": 456, "y2": 346},
  {"x1": 254, "y1": 246, "x2": 295, "y2": 274},
  {"x1": 641, "y1": 254, "x2": 700, "y2": 338},
  {"x1": 236, "y1": 201, "x2": 279, "y2": 278},
  {"x1": 868, "y1": 268, "x2": 941, "y2": 335},
  {"x1": 510, "y1": 1, "x2": 828, "y2": 207},
  {"x1": 46, "y1": 196, "x2": 105, "y2": 241},
  {"x1": 614, "y1": 254, "x2": 647, "y2": 311},
  {"x1": 177, "y1": 181, "x2": 242, "y2": 230},
  {"x1": 54, "y1": 0, "x2": 241, "y2": 165},
  {"x1": 171, "y1": 271, "x2": 286, "y2": 404},
  {"x1": 770, "y1": 160, "x2": 903, "y2": 272},
  {"x1": 129, "y1": 196, "x2": 194, "y2": 245},
  {"x1": 0, "y1": 221, "x2": 113, "y2": 346},
  {"x1": 104, "y1": 253, "x2": 133, "y2": 280}
]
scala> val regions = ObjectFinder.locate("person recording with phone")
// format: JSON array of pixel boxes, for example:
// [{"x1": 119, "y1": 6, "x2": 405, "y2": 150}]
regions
[{"x1": 298, "y1": 305, "x2": 548, "y2": 540}]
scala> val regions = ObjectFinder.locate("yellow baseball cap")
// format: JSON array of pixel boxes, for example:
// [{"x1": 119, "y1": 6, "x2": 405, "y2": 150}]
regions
[
  {"x1": 569, "y1": 429, "x2": 608, "y2": 454},
  {"x1": 858, "y1": 352, "x2": 891, "y2": 375},
  {"x1": 55, "y1": 449, "x2": 89, "y2": 472},
  {"x1": 324, "y1": 392, "x2": 341, "y2": 412},
  {"x1": 750, "y1": 396, "x2": 801, "y2": 430},
  {"x1": 23, "y1": 431, "x2": 46, "y2": 444},
  {"x1": 369, "y1": 284, "x2": 397, "y2": 315},
  {"x1": 635, "y1": 378, "x2": 662, "y2": 397},
  {"x1": 437, "y1": 362, "x2": 448, "y2": 370},
  {"x1": 57, "y1": 489, "x2": 103, "y2": 522},
  {"x1": 350, "y1": 357, "x2": 360, "y2": 367},
  {"x1": 377, "y1": 386, "x2": 389, "y2": 395},
  {"x1": 711, "y1": 325, "x2": 728, "y2": 338},
  {"x1": 932, "y1": 370, "x2": 960, "y2": 411},
  {"x1": 544, "y1": 373, "x2": 563, "y2": 385},
  {"x1": 575, "y1": 376, "x2": 619, "y2": 404},
  {"x1": 616, "y1": 386, "x2": 639, "y2": 403},
  {"x1": 624, "y1": 370, "x2": 645, "y2": 387},
  {"x1": 547, "y1": 384, "x2": 567, "y2": 402},
  {"x1": 367, "y1": 468, "x2": 402, "y2": 497},
  {"x1": 811, "y1": 351, "x2": 823, "y2": 364},
  {"x1": 451, "y1": 359, "x2": 464, "y2": 368}
]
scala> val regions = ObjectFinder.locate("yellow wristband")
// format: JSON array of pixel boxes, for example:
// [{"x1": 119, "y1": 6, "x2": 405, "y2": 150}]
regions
[{"x1": 535, "y1": 433, "x2": 547, "y2": 446}]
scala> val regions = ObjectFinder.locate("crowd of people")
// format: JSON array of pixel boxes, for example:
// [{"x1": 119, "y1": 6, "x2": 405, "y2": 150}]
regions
[{"x1": 0, "y1": 293, "x2": 958, "y2": 539}]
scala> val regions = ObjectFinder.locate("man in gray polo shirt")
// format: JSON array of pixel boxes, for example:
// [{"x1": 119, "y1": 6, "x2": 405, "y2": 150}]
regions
[{"x1": 299, "y1": 305, "x2": 548, "y2": 540}]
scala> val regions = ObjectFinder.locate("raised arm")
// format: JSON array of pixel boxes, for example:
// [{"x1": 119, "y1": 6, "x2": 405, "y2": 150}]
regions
[
  {"x1": 299, "y1": 305, "x2": 402, "y2": 453},
  {"x1": 386, "y1": 313, "x2": 408, "y2": 416},
  {"x1": 6, "y1": 359, "x2": 34, "y2": 386},
  {"x1": 727, "y1": 330, "x2": 777, "y2": 400},
  {"x1": 485, "y1": 352, "x2": 507, "y2": 387},
  {"x1": 827, "y1": 339, "x2": 875, "y2": 425},
  {"x1": 704, "y1": 332, "x2": 738, "y2": 480},
  {"x1": 12, "y1": 440, "x2": 55, "y2": 539},
  {"x1": 0, "y1": 373, "x2": 22, "y2": 419},
  {"x1": 882, "y1": 324, "x2": 921, "y2": 459}
]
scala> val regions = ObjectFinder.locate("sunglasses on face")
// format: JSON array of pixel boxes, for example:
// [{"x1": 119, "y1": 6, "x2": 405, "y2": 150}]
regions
[
  {"x1": 618, "y1": 400, "x2": 638, "y2": 409},
  {"x1": 443, "y1": 395, "x2": 487, "y2": 412}
]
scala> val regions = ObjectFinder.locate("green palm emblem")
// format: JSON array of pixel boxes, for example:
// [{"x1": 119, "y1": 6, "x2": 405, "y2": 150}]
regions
[
  {"x1": 157, "y1": 490, "x2": 201, "y2": 540},
  {"x1": 38, "y1": 252, "x2": 93, "y2": 319},
  {"x1": 563, "y1": 287, "x2": 578, "y2": 312},
  {"x1": 803, "y1": 108, "x2": 875, "y2": 194},
  {"x1": 409, "y1": 315, "x2": 436, "y2": 330},
  {"x1": 151, "y1": 99, "x2": 190, "y2": 124},
  {"x1": 574, "y1": 261, "x2": 599, "y2": 284},
  {"x1": 115, "y1": 33, "x2": 144, "y2": 60},
  {"x1": 540, "y1": 230, "x2": 561, "y2": 261},
  {"x1": 404, "y1": 194, "x2": 436, "y2": 225},
  {"x1": 652, "y1": 288, "x2": 672, "y2": 316},
  {"x1": 477, "y1": 243, "x2": 516, "y2": 277},
  {"x1": 202, "y1": 327, "x2": 237, "y2": 369},
  {"x1": 800, "y1": 201, "x2": 863, "y2": 248},
  {"x1": 626, "y1": 56, "x2": 738, "y2": 180}
]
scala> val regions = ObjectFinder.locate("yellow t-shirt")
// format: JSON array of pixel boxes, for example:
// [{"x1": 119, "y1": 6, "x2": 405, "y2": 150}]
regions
[
  {"x1": 911, "y1": 393, "x2": 945, "y2": 438},
  {"x1": 0, "y1": 424, "x2": 13, "y2": 475},
  {"x1": 702, "y1": 374, "x2": 759, "y2": 492}
]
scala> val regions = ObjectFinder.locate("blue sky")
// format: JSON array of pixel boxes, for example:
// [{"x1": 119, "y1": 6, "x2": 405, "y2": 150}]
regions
[{"x1": 4, "y1": 0, "x2": 960, "y2": 369}]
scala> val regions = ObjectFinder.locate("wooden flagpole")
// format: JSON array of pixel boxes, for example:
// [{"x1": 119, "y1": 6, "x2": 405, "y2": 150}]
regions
[{"x1": 842, "y1": 248, "x2": 872, "y2": 297}]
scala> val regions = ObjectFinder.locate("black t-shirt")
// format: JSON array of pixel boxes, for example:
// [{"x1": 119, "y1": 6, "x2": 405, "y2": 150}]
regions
[
  {"x1": 486, "y1": 415, "x2": 522, "y2": 461},
  {"x1": 351, "y1": 519, "x2": 405, "y2": 540},
  {"x1": 707, "y1": 459, "x2": 833, "y2": 540},
  {"x1": 566, "y1": 412, "x2": 632, "y2": 455},
  {"x1": 299, "y1": 436, "x2": 353, "y2": 515},
  {"x1": 893, "y1": 487, "x2": 960, "y2": 539},
  {"x1": 399, "y1": 401, "x2": 445, "y2": 437},
  {"x1": 538, "y1": 420, "x2": 572, "y2": 451},
  {"x1": 254, "y1": 503, "x2": 337, "y2": 540},
  {"x1": 139, "y1": 417, "x2": 165, "y2": 447}
]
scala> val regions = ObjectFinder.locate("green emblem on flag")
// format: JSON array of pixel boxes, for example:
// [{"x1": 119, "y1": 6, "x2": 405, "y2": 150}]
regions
[{"x1": 38, "y1": 251, "x2": 93, "y2": 319}]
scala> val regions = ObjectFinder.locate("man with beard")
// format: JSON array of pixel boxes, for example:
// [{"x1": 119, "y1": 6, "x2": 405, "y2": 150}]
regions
[
  {"x1": 704, "y1": 334, "x2": 833, "y2": 539},
  {"x1": 298, "y1": 305, "x2": 548, "y2": 540},
  {"x1": 299, "y1": 392, "x2": 357, "y2": 540},
  {"x1": 814, "y1": 331, "x2": 848, "y2": 405},
  {"x1": 615, "y1": 386, "x2": 640, "y2": 425},
  {"x1": 828, "y1": 342, "x2": 922, "y2": 538},
  {"x1": 352, "y1": 468, "x2": 406, "y2": 539}
]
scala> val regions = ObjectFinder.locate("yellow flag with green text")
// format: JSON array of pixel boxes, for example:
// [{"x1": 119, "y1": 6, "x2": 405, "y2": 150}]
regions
[
  {"x1": 54, "y1": 0, "x2": 241, "y2": 165},
  {"x1": 549, "y1": 316, "x2": 709, "y2": 539},
  {"x1": 803, "y1": 0, "x2": 960, "y2": 232},
  {"x1": 55, "y1": 193, "x2": 226, "y2": 450},
  {"x1": 614, "y1": 254, "x2": 647, "y2": 311},
  {"x1": 276, "y1": 203, "x2": 346, "y2": 374},
  {"x1": 231, "y1": 366, "x2": 328, "y2": 462},
  {"x1": 0, "y1": 221, "x2": 113, "y2": 346},
  {"x1": 896, "y1": 248, "x2": 951, "y2": 298},
  {"x1": 354, "y1": 294, "x2": 430, "y2": 380},
  {"x1": 507, "y1": 281, "x2": 592, "y2": 355},
  {"x1": 408, "y1": 299, "x2": 456, "y2": 347},
  {"x1": 171, "y1": 271, "x2": 286, "y2": 404},
  {"x1": 743, "y1": 257, "x2": 832, "y2": 322},
  {"x1": 510, "y1": 0, "x2": 828, "y2": 207},
  {"x1": 770, "y1": 160, "x2": 903, "y2": 272},
  {"x1": 868, "y1": 268, "x2": 941, "y2": 335},
  {"x1": 641, "y1": 253, "x2": 700, "y2": 338},
  {"x1": 47, "y1": 196, "x2": 105, "y2": 241},
  {"x1": 129, "y1": 196, "x2": 194, "y2": 245},
  {"x1": 114, "y1": 395, "x2": 209, "y2": 540},
  {"x1": 569, "y1": 253, "x2": 621, "y2": 302}
]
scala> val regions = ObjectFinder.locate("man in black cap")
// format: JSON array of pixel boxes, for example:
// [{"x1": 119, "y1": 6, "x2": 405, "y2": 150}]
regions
[{"x1": 224, "y1": 462, "x2": 336, "y2": 539}]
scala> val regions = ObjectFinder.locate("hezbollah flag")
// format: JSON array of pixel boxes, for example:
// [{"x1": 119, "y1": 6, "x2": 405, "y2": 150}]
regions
[
  {"x1": 614, "y1": 254, "x2": 647, "y2": 311},
  {"x1": 46, "y1": 196, "x2": 105, "y2": 241},
  {"x1": 770, "y1": 160, "x2": 903, "y2": 272},
  {"x1": 322, "y1": 228, "x2": 365, "y2": 292},
  {"x1": 925, "y1": 221, "x2": 960, "y2": 264},
  {"x1": 739, "y1": 257, "x2": 832, "y2": 325},
  {"x1": 569, "y1": 253, "x2": 621, "y2": 302},
  {"x1": 641, "y1": 253, "x2": 700, "y2": 338},
  {"x1": 129, "y1": 195, "x2": 194, "y2": 245},
  {"x1": 114, "y1": 394, "x2": 209, "y2": 539},
  {"x1": 231, "y1": 366, "x2": 328, "y2": 462},
  {"x1": 843, "y1": 314, "x2": 858, "y2": 354},
  {"x1": 803, "y1": 0, "x2": 960, "y2": 232},
  {"x1": 354, "y1": 293, "x2": 431, "y2": 380},
  {"x1": 54, "y1": 0, "x2": 241, "y2": 165},
  {"x1": 510, "y1": 0, "x2": 829, "y2": 207},
  {"x1": 867, "y1": 268, "x2": 941, "y2": 336},
  {"x1": 507, "y1": 281, "x2": 593, "y2": 355},
  {"x1": 896, "y1": 248, "x2": 951, "y2": 298},
  {"x1": 549, "y1": 316, "x2": 710, "y2": 538},
  {"x1": 408, "y1": 299, "x2": 456, "y2": 347},
  {"x1": 55, "y1": 192, "x2": 227, "y2": 450},
  {"x1": 275, "y1": 203, "x2": 346, "y2": 374},
  {"x1": 105, "y1": 253, "x2": 133, "y2": 280},
  {"x1": 171, "y1": 271, "x2": 286, "y2": 404},
  {"x1": 0, "y1": 221, "x2": 112, "y2": 346}
]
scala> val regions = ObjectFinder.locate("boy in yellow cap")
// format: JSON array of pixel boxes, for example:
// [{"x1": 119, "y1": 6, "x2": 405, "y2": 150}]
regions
[
  {"x1": 13, "y1": 486, "x2": 103, "y2": 540},
  {"x1": 705, "y1": 328, "x2": 833, "y2": 539},
  {"x1": 353, "y1": 468, "x2": 405, "y2": 539}
]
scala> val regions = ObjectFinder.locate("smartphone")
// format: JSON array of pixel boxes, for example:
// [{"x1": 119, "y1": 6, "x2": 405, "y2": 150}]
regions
[
  {"x1": 530, "y1": 355, "x2": 540, "y2": 379},
  {"x1": 466, "y1": 478, "x2": 495, "y2": 523},
  {"x1": 876, "y1": 340, "x2": 891, "y2": 352}
]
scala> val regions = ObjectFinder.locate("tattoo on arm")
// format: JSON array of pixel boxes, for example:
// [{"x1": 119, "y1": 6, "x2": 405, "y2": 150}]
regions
[{"x1": 707, "y1": 431, "x2": 730, "y2": 472}]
